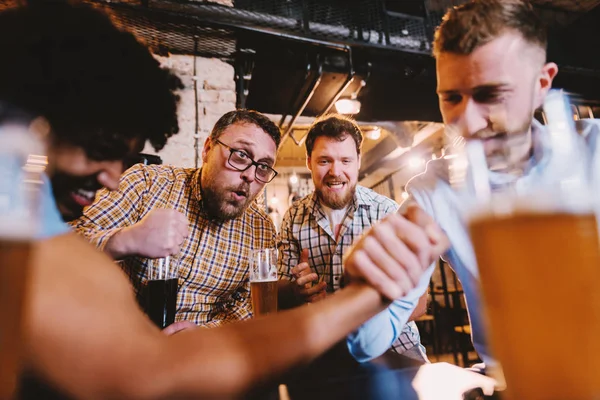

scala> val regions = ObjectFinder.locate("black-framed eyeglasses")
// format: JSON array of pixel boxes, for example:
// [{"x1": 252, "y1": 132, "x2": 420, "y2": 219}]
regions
[{"x1": 214, "y1": 139, "x2": 278, "y2": 183}]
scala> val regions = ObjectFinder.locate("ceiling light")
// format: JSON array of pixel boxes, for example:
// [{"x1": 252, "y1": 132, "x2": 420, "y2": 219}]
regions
[
  {"x1": 289, "y1": 172, "x2": 299, "y2": 185},
  {"x1": 270, "y1": 195, "x2": 279, "y2": 205},
  {"x1": 401, "y1": 192, "x2": 409, "y2": 200},
  {"x1": 335, "y1": 98, "x2": 361, "y2": 115},
  {"x1": 364, "y1": 127, "x2": 381, "y2": 141},
  {"x1": 408, "y1": 156, "x2": 425, "y2": 170}
]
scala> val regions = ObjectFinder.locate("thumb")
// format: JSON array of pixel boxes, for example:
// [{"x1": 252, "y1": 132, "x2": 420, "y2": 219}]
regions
[{"x1": 300, "y1": 248, "x2": 309, "y2": 264}]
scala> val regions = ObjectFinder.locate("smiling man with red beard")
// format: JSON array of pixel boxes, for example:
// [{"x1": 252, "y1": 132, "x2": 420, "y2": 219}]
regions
[
  {"x1": 73, "y1": 109, "x2": 281, "y2": 327},
  {"x1": 277, "y1": 114, "x2": 428, "y2": 362}
]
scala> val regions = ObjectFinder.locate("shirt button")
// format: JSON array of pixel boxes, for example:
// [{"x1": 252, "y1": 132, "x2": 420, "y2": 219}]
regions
[{"x1": 334, "y1": 277, "x2": 339, "y2": 281}]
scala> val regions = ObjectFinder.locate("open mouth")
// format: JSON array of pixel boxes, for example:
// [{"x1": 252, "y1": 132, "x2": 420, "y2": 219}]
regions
[
  {"x1": 231, "y1": 189, "x2": 248, "y2": 201},
  {"x1": 325, "y1": 181, "x2": 347, "y2": 190},
  {"x1": 69, "y1": 188, "x2": 97, "y2": 207}
]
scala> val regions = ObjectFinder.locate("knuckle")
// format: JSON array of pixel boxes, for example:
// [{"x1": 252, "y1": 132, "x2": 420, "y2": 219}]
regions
[
  {"x1": 362, "y1": 235, "x2": 377, "y2": 250},
  {"x1": 416, "y1": 243, "x2": 433, "y2": 265}
]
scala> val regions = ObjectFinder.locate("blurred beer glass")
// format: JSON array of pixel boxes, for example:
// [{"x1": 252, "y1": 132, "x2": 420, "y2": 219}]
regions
[
  {"x1": 250, "y1": 248, "x2": 278, "y2": 317},
  {"x1": 450, "y1": 90, "x2": 600, "y2": 399},
  {"x1": 0, "y1": 124, "x2": 44, "y2": 398},
  {"x1": 144, "y1": 256, "x2": 179, "y2": 329}
]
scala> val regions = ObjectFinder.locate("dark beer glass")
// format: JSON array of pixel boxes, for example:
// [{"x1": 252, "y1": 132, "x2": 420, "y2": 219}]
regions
[{"x1": 144, "y1": 256, "x2": 179, "y2": 329}]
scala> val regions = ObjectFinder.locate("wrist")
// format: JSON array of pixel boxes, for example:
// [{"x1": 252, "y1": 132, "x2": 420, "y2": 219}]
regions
[{"x1": 105, "y1": 226, "x2": 137, "y2": 259}]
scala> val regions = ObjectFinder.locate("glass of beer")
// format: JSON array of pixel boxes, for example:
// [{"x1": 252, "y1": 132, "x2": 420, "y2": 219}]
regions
[
  {"x1": 0, "y1": 124, "x2": 44, "y2": 398},
  {"x1": 452, "y1": 90, "x2": 600, "y2": 399},
  {"x1": 250, "y1": 248, "x2": 278, "y2": 317},
  {"x1": 144, "y1": 256, "x2": 179, "y2": 329}
]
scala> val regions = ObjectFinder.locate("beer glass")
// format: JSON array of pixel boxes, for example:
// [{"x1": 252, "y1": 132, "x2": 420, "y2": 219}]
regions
[
  {"x1": 0, "y1": 124, "x2": 44, "y2": 398},
  {"x1": 450, "y1": 90, "x2": 600, "y2": 399},
  {"x1": 144, "y1": 256, "x2": 179, "y2": 329},
  {"x1": 250, "y1": 248, "x2": 278, "y2": 317}
]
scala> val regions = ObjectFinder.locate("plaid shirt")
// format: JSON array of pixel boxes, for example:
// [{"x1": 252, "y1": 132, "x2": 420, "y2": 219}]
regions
[
  {"x1": 277, "y1": 185, "x2": 423, "y2": 353},
  {"x1": 72, "y1": 164, "x2": 276, "y2": 327}
]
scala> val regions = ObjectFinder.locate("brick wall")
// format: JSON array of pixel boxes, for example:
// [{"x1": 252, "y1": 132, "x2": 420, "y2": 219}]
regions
[
  {"x1": 142, "y1": 0, "x2": 236, "y2": 167},
  {"x1": 142, "y1": 54, "x2": 236, "y2": 168}
]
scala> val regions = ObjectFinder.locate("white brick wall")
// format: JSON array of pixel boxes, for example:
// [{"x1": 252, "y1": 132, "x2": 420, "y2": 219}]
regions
[
  {"x1": 142, "y1": 54, "x2": 236, "y2": 167},
  {"x1": 139, "y1": 0, "x2": 236, "y2": 167}
]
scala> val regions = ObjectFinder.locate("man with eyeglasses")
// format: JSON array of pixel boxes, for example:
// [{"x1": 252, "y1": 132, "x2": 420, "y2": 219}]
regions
[{"x1": 72, "y1": 109, "x2": 281, "y2": 328}]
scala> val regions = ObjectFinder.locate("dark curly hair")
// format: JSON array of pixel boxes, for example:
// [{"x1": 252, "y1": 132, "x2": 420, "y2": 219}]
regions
[
  {"x1": 210, "y1": 109, "x2": 282, "y2": 149},
  {"x1": 0, "y1": 1, "x2": 182, "y2": 161},
  {"x1": 305, "y1": 113, "x2": 363, "y2": 157}
]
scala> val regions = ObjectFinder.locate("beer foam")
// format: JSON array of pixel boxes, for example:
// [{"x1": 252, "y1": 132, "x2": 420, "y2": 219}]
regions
[
  {"x1": 467, "y1": 188, "x2": 594, "y2": 224},
  {"x1": 0, "y1": 217, "x2": 37, "y2": 239},
  {"x1": 250, "y1": 278, "x2": 278, "y2": 282}
]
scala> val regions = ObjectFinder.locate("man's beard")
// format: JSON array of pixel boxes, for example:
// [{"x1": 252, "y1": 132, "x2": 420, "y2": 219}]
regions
[
  {"x1": 316, "y1": 181, "x2": 356, "y2": 210},
  {"x1": 50, "y1": 172, "x2": 102, "y2": 221},
  {"x1": 201, "y1": 173, "x2": 253, "y2": 221}
]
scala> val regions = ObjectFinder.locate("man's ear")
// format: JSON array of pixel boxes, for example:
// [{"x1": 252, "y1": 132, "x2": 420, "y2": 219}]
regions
[
  {"x1": 202, "y1": 137, "x2": 212, "y2": 160},
  {"x1": 306, "y1": 155, "x2": 312, "y2": 172},
  {"x1": 535, "y1": 62, "x2": 558, "y2": 109}
]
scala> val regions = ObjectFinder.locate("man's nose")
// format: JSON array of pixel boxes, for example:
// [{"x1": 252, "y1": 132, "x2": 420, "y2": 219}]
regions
[
  {"x1": 455, "y1": 99, "x2": 490, "y2": 138},
  {"x1": 240, "y1": 164, "x2": 257, "y2": 183},
  {"x1": 328, "y1": 161, "x2": 342, "y2": 177},
  {"x1": 96, "y1": 161, "x2": 124, "y2": 191}
]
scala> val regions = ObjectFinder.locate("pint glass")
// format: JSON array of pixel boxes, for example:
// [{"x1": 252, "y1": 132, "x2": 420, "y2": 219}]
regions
[
  {"x1": 144, "y1": 256, "x2": 179, "y2": 329},
  {"x1": 0, "y1": 124, "x2": 43, "y2": 398},
  {"x1": 250, "y1": 248, "x2": 278, "y2": 317},
  {"x1": 452, "y1": 90, "x2": 600, "y2": 399}
]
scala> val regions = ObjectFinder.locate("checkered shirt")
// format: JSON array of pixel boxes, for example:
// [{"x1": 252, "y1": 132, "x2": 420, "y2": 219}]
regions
[
  {"x1": 72, "y1": 164, "x2": 276, "y2": 327},
  {"x1": 277, "y1": 185, "x2": 422, "y2": 353}
]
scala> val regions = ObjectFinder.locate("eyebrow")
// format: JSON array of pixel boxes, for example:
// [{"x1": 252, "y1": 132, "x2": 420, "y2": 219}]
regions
[
  {"x1": 233, "y1": 139, "x2": 275, "y2": 165},
  {"x1": 437, "y1": 83, "x2": 511, "y2": 95}
]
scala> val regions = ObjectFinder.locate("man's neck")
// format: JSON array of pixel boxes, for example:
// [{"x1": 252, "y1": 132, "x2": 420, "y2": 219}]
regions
[{"x1": 487, "y1": 127, "x2": 534, "y2": 177}]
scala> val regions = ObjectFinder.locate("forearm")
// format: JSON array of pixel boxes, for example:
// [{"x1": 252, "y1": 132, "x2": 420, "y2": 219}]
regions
[
  {"x1": 24, "y1": 234, "x2": 390, "y2": 399},
  {"x1": 346, "y1": 289, "x2": 431, "y2": 362},
  {"x1": 25, "y1": 234, "x2": 166, "y2": 400},
  {"x1": 162, "y1": 283, "x2": 388, "y2": 398}
]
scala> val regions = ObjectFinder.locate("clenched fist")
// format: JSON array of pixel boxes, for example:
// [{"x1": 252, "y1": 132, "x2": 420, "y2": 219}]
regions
[
  {"x1": 291, "y1": 249, "x2": 327, "y2": 303},
  {"x1": 106, "y1": 208, "x2": 190, "y2": 259},
  {"x1": 343, "y1": 204, "x2": 449, "y2": 301}
]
